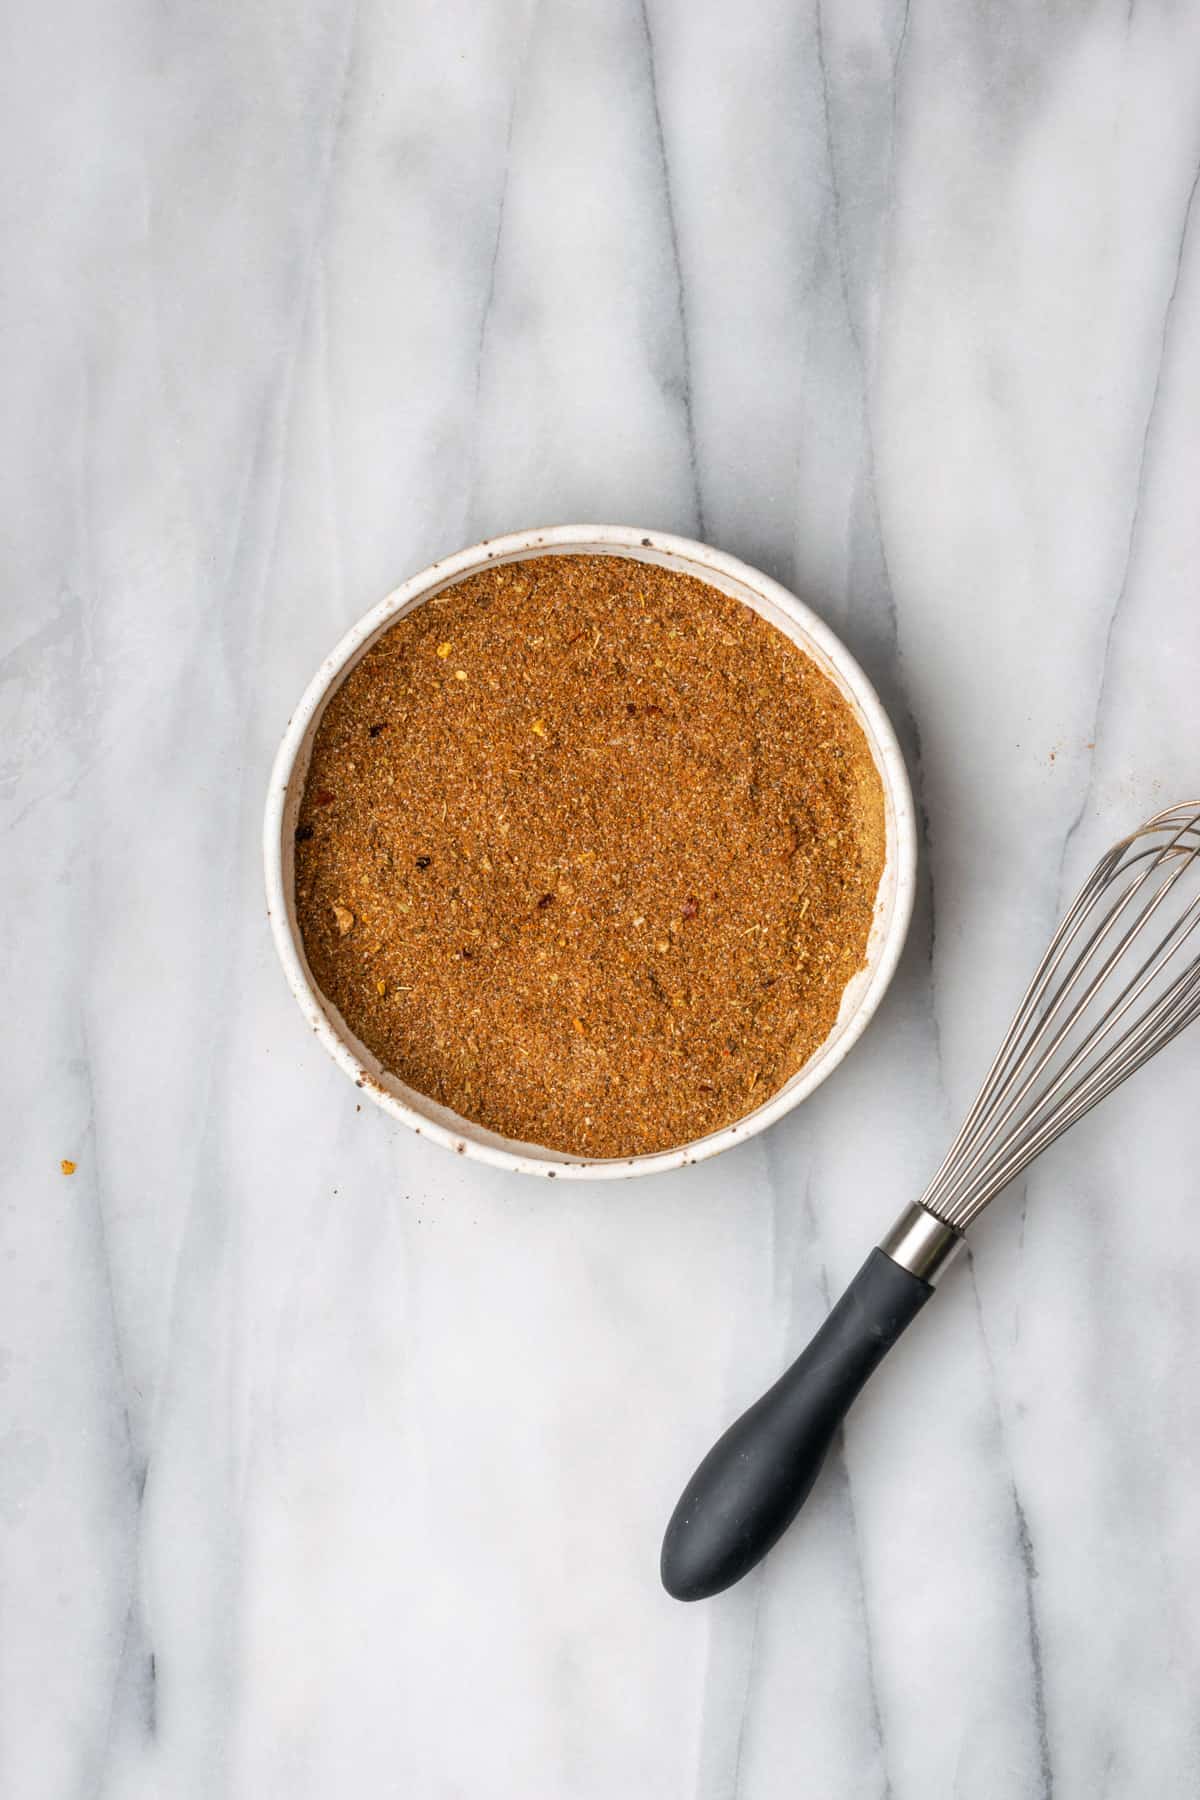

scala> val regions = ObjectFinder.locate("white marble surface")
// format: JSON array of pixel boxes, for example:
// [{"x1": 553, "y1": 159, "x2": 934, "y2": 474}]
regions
[{"x1": 4, "y1": 0, "x2": 1200, "y2": 1793}]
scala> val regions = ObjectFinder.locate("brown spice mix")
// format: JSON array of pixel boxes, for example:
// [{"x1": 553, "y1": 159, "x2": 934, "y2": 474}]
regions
[{"x1": 295, "y1": 554, "x2": 886, "y2": 1158}]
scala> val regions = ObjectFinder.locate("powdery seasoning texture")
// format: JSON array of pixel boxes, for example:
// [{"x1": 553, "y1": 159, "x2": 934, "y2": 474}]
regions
[{"x1": 295, "y1": 555, "x2": 886, "y2": 1158}]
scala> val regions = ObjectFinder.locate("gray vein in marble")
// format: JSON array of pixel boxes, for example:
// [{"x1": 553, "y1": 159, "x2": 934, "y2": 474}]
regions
[
  {"x1": 727, "y1": 1572, "x2": 766, "y2": 1800},
  {"x1": 639, "y1": 0, "x2": 705, "y2": 537},
  {"x1": 464, "y1": 67, "x2": 519, "y2": 537},
  {"x1": 474, "y1": 116, "x2": 515, "y2": 407},
  {"x1": 831, "y1": 1455, "x2": 894, "y2": 1800},
  {"x1": 76, "y1": 876, "x2": 153, "y2": 1779},
  {"x1": 100, "y1": 1598, "x2": 157, "y2": 1769},
  {"x1": 1012, "y1": 1182, "x2": 1030, "y2": 1345},
  {"x1": 725, "y1": 1148, "x2": 793, "y2": 1800},
  {"x1": 891, "y1": 0, "x2": 912, "y2": 93},
  {"x1": 969, "y1": 1252, "x2": 1053, "y2": 1799},
  {"x1": 815, "y1": 0, "x2": 863, "y2": 371},
  {"x1": 315, "y1": 261, "x2": 347, "y2": 616},
  {"x1": 800, "y1": 1174, "x2": 894, "y2": 1800},
  {"x1": 1058, "y1": 148, "x2": 1200, "y2": 889},
  {"x1": 472, "y1": 7, "x2": 538, "y2": 440},
  {"x1": 78, "y1": 1010, "x2": 142, "y2": 1484},
  {"x1": 1013, "y1": 1495, "x2": 1052, "y2": 1800},
  {"x1": 83, "y1": 1024, "x2": 152, "y2": 1781}
]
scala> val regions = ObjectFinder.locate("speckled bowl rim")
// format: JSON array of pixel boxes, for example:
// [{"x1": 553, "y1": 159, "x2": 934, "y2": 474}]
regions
[{"x1": 264, "y1": 525, "x2": 916, "y2": 1179}]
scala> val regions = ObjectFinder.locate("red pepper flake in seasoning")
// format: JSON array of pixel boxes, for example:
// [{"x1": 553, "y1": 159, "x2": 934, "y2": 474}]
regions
[{"x1": 295, "y1": 555, "x2": 885, "y2": 1157}]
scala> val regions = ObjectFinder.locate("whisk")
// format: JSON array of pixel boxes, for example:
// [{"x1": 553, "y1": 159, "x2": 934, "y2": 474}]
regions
[{"x1": 661, "y1": 801, "x2": 1200, "y2": 1601}]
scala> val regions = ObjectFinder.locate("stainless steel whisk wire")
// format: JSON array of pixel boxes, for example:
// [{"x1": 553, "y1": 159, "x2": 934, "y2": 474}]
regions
[{"x1": 922, "y1": 802, "x2": 1200, "y2": 1229}]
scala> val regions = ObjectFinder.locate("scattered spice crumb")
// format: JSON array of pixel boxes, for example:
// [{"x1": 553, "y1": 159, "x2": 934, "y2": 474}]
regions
[
  {"x1": 60, "y1": 1159, "x2": 76, "y2": 1176},
  {"x1": 295, "y1": 554, "x2": 885, "y2": 1156}
]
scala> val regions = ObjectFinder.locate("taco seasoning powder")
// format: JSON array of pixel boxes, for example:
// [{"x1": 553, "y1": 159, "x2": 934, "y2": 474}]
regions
[{"x1": 294, "y1": 554, "x2": 886, "y2": 1158}]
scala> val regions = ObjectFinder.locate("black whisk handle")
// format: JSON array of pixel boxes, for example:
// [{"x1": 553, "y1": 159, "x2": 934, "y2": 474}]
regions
[{"x1": 660, "y1": 1249, "x2": 935, "y2": 1602}]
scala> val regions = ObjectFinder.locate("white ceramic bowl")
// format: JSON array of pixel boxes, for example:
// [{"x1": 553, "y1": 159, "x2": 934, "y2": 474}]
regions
[{"x1": 264, "y1": 526, "x2": 916, "y2": 1179}]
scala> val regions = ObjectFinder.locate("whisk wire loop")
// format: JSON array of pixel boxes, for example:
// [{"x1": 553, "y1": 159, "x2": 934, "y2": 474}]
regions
[
  {"x1": 936, "y1": 876, "x2": 1200, "y2": 1217},
  {"x1": 922, "y1": 802, "x2": 1200, "y2": 1229}
]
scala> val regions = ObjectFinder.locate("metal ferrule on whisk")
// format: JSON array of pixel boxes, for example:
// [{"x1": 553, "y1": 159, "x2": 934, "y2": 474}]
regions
[{"x1": 878, "y1": 1202, "x2": 964, "y2": 1285}]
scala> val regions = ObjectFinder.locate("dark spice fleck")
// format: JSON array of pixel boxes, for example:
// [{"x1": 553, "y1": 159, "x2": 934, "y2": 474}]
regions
[
  {"x1": 368, "y1": 722, "x2": 388, "y2": 738},
  {"x1": 415, "y1": 855, "x2": 432, "y2": 870},
  {"x1": 295, "y1": 824, "x2": 315, "y2": 843},
  {"x1": 537, "y1": 893, "x2": 555, "y2": 909},
  {"x1": 681, "y1": 895, "x2": 699, "y2": 919}
]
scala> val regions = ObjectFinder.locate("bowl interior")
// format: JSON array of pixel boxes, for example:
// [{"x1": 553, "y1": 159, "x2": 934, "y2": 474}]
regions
[{"x1": 268, "y1": 530, "x2": 914, "y2": 1178}]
